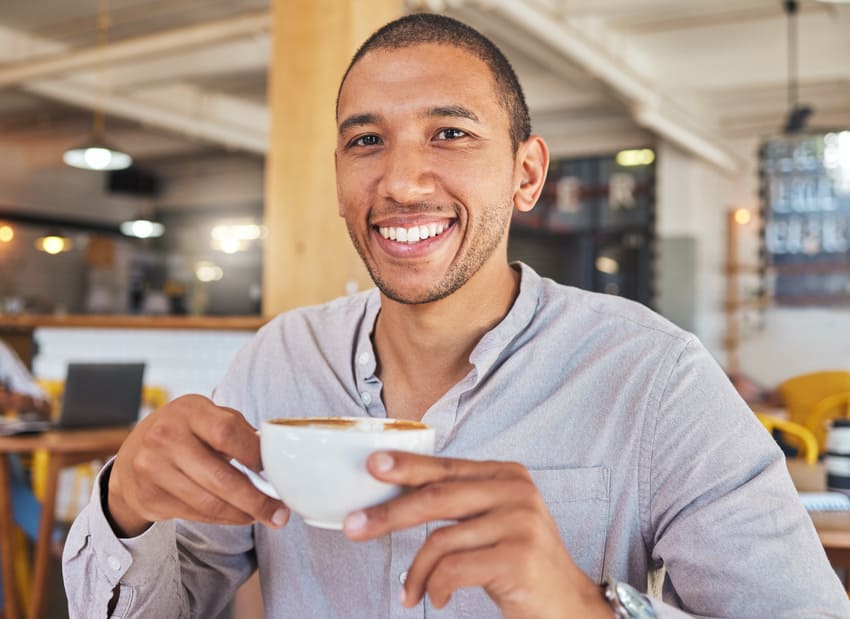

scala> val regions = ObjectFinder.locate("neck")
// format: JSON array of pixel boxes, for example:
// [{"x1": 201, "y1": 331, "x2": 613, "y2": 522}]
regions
[{"x1": 373, "y1": 261, "x2": 520, "y2": 418}]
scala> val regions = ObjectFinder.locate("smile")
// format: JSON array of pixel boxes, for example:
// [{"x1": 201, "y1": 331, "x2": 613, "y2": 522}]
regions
[{"x1": 377, "y1": 221, "x2": 452, "y2": 244}]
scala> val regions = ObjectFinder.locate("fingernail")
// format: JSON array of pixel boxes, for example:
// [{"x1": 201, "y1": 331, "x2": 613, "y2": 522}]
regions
[
  {"x1": 374, "y1": 452, "x2": 394, "y2": 473},
  {"x1": 344, "y1": 510, "x2": 367, "y2": 531},
  {"x1": 271, "y1": 508, "x2": 288, "y2": 527},
  {"x1": 399, "y1": 587, "x2": 407, "y2": 605}
]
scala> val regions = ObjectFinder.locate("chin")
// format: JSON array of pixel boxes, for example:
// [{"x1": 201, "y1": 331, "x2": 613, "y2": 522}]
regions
[{"x1": 372, "y1": 270, "x2": 467, "y2": 306}]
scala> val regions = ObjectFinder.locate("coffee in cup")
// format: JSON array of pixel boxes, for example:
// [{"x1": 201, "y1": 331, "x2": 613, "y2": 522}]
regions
[{"x1": 232, "y1": 416, "x2": 435, "y2": 529}]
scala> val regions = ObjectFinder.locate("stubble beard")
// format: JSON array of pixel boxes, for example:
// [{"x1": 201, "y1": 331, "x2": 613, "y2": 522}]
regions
[{"x1": 345, "y1": 199, "x2": 514, "y2": 305}]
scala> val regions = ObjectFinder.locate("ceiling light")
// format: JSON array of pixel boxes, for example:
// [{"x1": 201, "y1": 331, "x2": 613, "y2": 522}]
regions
[
  {"x1": 615, "y1": 148, "x2": 655, "y2": 167},
  {"x1": 210, "y1": 220, "x2": 265, "y2": 253},
  {"x1": 595, "y1": 256, "x2": 620, "y2": 275},
  {"x1": 64, "y1": 139, "x2": 132, "y2": 171},
  {"x1": 120, "y1": 219, "x2": 165, "y2": 239},
  {"x1": 63, "y1": 0, "x2": 132, "y2": 171},
  {"x1": 0, "y1": 224, "x2": 13, "y2": 243},
  {"x1": 195, "y1": 261, "x2": 224, "y2": 282},
  {"x1": 782, "y1": 1, "x2": 816, "y2": 133},
  {"x1": 35, "y1": 234, "x2": 73, "y2": 255}
]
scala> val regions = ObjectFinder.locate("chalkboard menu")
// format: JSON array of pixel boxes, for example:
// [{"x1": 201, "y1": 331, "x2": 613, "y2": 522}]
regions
[{"x1": 760, "y1": 131, "x2": 850, "y2": 305}]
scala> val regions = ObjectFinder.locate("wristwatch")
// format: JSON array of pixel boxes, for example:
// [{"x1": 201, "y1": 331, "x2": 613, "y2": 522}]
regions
[{"x1": 600, "y1": 579, "x2": 657, "y2": 619}]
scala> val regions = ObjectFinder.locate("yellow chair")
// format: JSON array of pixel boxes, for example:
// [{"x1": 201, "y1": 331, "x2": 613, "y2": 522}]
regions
[
  {"x1": 142, "y1": 385, "x2": 169, "y2": 412},
  {"x1": 804, "y1": 391, "x2": 850, "y2": 453},
  {"x1": 778, "y1": 371, "x2": 850, "y2": 427},
  {"x1": 35, "y1": 378, "x2": 65, "y2": 420},
  {"x1": 755, "y1": 413, "x2": 819, "y2": 465}
]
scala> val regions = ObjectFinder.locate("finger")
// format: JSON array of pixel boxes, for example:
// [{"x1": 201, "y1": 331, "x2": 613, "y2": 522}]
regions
[
  {"x1": 182, "y1": 399, "x2": 264, "y2": 471},
  {"x1": 366, "y1": 452, "x2": 530, "y2": 487},
  {"x1": 403, "y1": 512, "x2": 510, "y2": 607},
  {"x1": 128, "y1": 473, "x2": 258, "y2": 526},
  {"x1": 171, "y1": 437, "x2": 289, "y2": 528},
  {"x1": 344, "y1": 477, "x2": 537, "y2": 540},
  {"x1": 406, "y1": 547, "x2": 507, "y2": 609}
]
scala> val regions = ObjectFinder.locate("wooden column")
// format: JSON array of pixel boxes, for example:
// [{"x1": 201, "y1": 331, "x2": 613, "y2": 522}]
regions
[{"x1": 263, "y1": 0, "x2": 402, "y2": 316}]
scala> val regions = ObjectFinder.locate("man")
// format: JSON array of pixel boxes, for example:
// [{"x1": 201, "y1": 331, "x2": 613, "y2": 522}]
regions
[{"x1": 63, "y1": 13, "x2": 848, "y2": 618}]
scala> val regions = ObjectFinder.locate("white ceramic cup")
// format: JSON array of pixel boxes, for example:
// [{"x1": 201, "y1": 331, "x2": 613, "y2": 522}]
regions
[{"x1": 232, "y1": 416, "x2": 435, "y2": 530}]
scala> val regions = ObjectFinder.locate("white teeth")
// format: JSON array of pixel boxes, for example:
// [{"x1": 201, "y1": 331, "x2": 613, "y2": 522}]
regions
[{"x1": 378, "y1": 222, "x2": 450, "y2": 244}]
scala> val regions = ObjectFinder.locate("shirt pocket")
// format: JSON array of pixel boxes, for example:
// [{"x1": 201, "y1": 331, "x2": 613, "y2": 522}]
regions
[
  {"x1": 453, "y1": 466, "x2": 611, "y2": 618},
  {"x1": 530, "y1": 466, "x2": 611, "y2": 583}
]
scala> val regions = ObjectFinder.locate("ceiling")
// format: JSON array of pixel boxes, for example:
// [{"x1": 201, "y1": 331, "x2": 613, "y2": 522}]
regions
[{"x1": 0, "y1": 0, "x2": 848, "y2": 218}]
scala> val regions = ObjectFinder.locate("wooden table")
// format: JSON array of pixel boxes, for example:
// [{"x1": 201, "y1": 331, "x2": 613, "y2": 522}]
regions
[
  {"x1": 811, "y1": 510, "x2": 850, "y2": 580},
  {"x1": 0, "y1": 427, "x2": 130, "y2": 619}
]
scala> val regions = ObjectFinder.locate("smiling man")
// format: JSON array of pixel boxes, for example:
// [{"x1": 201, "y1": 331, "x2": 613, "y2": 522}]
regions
[{"x1": 63, "y1": 13, "x2": 848, "y2": 619}]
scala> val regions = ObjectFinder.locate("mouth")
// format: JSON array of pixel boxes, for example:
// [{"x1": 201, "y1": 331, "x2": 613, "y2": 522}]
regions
[{"x1": 375, "y1": 220, "x2": 455, "y2": 244}]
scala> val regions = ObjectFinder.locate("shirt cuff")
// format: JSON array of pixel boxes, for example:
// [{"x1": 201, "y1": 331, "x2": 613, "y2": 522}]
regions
[{"x1": 84, "y1": 457, "x2": 177, "y2": 587}]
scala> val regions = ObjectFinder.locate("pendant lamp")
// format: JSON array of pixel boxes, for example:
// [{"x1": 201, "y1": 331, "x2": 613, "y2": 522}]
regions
[
  {"x1": 63, "y1": 0, "x2": 132, "y2": 171},
  {"x1": 783, "y1": 0, "x2": 814, "y2": 133}
]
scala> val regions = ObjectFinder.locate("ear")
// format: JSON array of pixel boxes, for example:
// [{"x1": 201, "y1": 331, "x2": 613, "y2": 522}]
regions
[{"x1": 512, "y1": 135, "x2": 549, "y2": 213}]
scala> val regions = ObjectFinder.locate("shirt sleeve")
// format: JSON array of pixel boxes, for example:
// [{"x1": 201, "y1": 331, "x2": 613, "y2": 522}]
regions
[
  {"x1": 62, "y1": 459, "x2": 257, "y2": 618},
  {"x1": 643, "y1": 338, "x2": 850, "y2": 618}
]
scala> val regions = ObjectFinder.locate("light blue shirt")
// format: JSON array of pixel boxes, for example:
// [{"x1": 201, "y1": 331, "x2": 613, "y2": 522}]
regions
[{"x1": 63, "y1": 264, "x2": 849, "y2": 618}]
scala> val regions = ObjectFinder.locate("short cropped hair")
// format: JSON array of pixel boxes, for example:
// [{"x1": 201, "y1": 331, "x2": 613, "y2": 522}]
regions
[{"x1": 337, "y1": 13, "x2": 531, "y2": 152}]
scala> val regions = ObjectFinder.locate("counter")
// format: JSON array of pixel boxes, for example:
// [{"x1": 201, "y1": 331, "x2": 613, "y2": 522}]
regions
[
  {"x1": 0, "y1": 314, "x2": 267, "y2": 331},
  {"x1": 0, "y1": 314, "x2": 267, "y2": 401}
]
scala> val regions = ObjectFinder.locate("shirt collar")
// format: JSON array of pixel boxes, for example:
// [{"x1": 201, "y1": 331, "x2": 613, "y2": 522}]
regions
[
  {"x1": 356, "y1": 262, "x2": 541, "y2": 386},
  {"x1": 467, "y1": 261, "x2": 540, "y2": 380}
]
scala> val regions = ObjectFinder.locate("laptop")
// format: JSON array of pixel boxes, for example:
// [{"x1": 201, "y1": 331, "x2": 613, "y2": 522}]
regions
[{"x1": 0, "y1": 362, "x2": 146, "y2": 435}]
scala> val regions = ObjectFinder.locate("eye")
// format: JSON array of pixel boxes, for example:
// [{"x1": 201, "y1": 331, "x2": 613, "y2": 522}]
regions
[
  {"x1": 435, "y1": 128, "x2": 467, "y2": 141},
  {"x1": 351, "y1": 134, "x2": 382, "y2": 147}
]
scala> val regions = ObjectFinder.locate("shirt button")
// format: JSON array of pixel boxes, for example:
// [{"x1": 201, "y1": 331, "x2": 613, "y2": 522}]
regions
[
  {"x1": 360, "y1": 391, "x2": 372, "y2": 406},
  {"x1": 107, "y1": 555, "x2": 121, "y2": 571},
  {"x1": 399, "y1": 570, "x2": 408, "y2": 584},
  {"x1": 357, "y1": 351, "x2": 371, "y2": 365}
]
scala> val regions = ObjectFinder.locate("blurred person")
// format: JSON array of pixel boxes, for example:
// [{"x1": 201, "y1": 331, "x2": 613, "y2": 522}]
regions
[
  {"x1": 0, "y1": 338, "x2": 49, "y2": 417},
  {"x1": 63, "y1": 13, "x2": 849, "y2": 619}
]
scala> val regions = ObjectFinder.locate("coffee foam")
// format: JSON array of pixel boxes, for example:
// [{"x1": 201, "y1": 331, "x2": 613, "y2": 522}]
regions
[{"x1": 268, "y1": 417, "x2": 427, "y2": 431}]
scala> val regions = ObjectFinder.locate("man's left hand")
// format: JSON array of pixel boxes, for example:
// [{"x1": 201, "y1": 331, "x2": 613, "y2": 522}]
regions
[{"x1": 343, "y1": 452, "x2": 612, "y2": 618}]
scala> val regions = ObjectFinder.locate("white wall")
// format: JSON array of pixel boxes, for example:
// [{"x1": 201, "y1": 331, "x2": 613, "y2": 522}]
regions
[{"x1": 656, "y1": 137, "x2": 850, "y2": 390}]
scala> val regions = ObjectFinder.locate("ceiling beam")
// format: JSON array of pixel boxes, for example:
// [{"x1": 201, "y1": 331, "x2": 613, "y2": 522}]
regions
[
  {"x1": 469, "y1": 0, "x2": 739, "y2": 173},
  {"x1": 26, "y1": 79, "x2": 268, "y2": 155},
  {"x1": 0, "y1": 10, "x2": 270, "y2": 90}
]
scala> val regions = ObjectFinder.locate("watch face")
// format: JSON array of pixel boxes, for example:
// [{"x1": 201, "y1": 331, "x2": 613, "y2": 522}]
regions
[{"x1": 615, "y1": 582, "x2": 656, "y2": 618}]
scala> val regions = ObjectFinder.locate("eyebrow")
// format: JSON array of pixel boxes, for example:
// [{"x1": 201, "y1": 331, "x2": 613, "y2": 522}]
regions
[
  {"x1": 338, "y1": 105, "x2": 481, "y2": 136},
  {"x1": 338, "y1": 113, "x2": 382, "y2": 135},
  {"x1": 426, "y1": 105, "x2": 479, "y2": 123}
]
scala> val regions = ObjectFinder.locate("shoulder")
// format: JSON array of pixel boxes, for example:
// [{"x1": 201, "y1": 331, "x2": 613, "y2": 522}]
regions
[
  {"x1": 530, "y1": 270, "x2": 692, "y2": 349},
  {"x1": 256, "y1": 288, "x2": 378, "y2": 345}
]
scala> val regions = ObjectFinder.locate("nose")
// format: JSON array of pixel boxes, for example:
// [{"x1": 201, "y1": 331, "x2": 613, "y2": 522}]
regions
[{"x1": 377, "y1": 144, "x2": 435, "y2": 205}]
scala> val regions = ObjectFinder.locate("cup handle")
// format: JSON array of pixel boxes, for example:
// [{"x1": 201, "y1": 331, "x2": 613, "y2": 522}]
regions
[{"x1": 229, "y1": 458, "x2": 280, "y2": 500}]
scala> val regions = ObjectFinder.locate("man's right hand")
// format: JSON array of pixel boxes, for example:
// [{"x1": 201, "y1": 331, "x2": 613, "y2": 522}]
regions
[{"x1": 107, "y1": 394, "x2": 289, "y2": 538}]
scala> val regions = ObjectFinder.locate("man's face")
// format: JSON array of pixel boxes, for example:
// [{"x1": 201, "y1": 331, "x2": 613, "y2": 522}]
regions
[{"x1": 335, "y1": 43, "x2": 520, "y2": 305}]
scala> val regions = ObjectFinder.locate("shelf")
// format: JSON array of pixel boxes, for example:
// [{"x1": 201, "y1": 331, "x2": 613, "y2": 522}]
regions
[{"x1": 0, "y1": 314, "x2": 268, "y2": 331}]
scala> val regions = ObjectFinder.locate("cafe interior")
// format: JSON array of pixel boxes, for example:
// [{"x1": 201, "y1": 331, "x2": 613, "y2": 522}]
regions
[{"x1": 0, "y1": 0, "x2": 849, "y2": 616}]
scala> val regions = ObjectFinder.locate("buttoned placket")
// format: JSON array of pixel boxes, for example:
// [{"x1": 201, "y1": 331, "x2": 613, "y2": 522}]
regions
[
  {"x1": 389, "y1": 524, "x2": 429, "y2": 618},
  {"x1": 355, "y1": 345, "x2": 383, "y2": 417}
]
